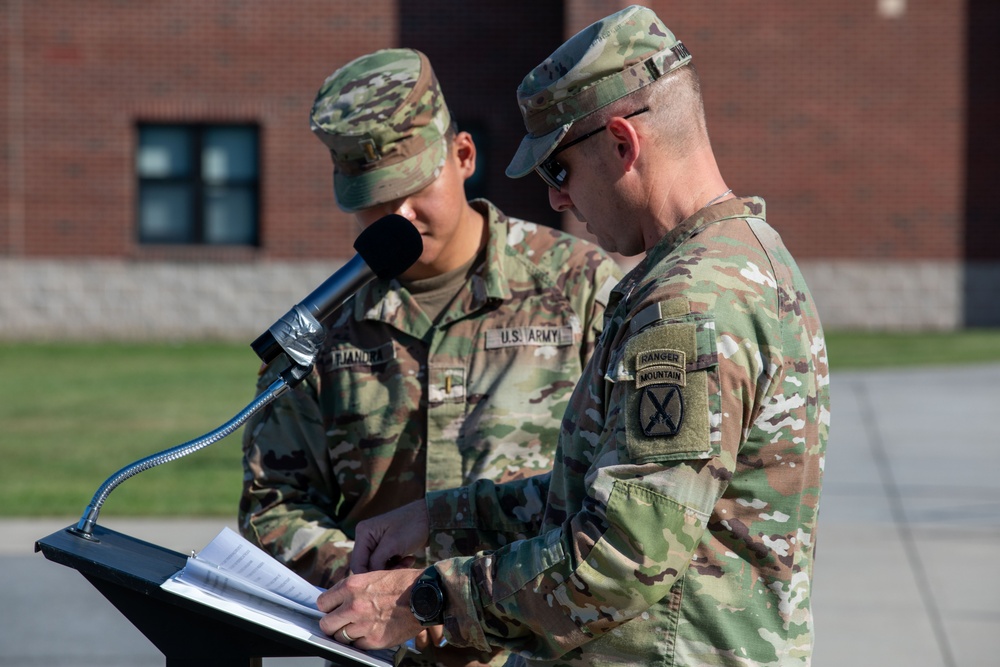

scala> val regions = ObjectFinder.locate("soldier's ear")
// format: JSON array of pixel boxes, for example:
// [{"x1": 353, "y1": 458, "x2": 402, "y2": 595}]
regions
[
  {"x1": 607, "y1": 117, "x2": 640, "y2": 173},
  {"x1": 452, "y1": 131, "x2": 477, "y2": 179}
]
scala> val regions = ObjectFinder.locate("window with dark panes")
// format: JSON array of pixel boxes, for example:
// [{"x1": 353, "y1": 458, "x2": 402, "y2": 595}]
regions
[{"x1": 137, "y1": 124, "x2": 260, "y2": 245}]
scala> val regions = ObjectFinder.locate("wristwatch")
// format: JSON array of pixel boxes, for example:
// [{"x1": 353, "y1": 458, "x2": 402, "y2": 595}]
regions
[{"x1": 409, "y1": 568, "x2": 446, "y2": 626}]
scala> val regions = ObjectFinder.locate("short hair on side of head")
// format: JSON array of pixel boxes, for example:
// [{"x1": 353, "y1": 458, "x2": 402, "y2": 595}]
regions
[
  {"x1": 646, "y1": 64, "x2": 709, "y2": 156},
  {"x1": 583, "y1": 64, "x2": 708, "y2": 158}
]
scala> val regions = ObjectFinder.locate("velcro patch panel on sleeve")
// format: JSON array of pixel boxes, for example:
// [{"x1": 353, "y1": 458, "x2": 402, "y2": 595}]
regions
[{"x1": 621, "y1": 319, "x2": 718, "y2": 463}]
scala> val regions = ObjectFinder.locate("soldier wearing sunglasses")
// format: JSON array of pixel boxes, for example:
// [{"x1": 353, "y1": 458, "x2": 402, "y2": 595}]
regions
[{"x1": 316, "y1": 7, "x2": 829, "y2": 667}]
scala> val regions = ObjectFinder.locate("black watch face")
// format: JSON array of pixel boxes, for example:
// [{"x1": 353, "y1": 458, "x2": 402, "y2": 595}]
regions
[{"x1": 411, "y1": 581, "x2": 443, "y2": 621}]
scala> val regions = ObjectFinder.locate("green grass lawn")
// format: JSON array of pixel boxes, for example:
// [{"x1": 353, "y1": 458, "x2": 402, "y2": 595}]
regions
[
  {"x1": 826, "y1": 329, "x2": 1000, "y2": 369},
  {"x1": 2, "y1": 330, "x2": 999, "y2": 518},
  {"x1": 0, "y1": 342, "x2": 261, "y2": 518}
]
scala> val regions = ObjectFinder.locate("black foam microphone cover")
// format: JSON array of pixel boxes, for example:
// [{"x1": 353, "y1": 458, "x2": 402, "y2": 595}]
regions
[{"x1": 354, "y1": 214, "x2": 424, "y2": 281}]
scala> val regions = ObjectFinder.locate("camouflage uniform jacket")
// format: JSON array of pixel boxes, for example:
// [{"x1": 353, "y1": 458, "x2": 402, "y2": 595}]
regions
[
  {"x1": 240, "y1": 198, "x2": 622, "y2": 588},
  {"x1": 424, "y1": 197, "x2": 831, "y2": 666}
]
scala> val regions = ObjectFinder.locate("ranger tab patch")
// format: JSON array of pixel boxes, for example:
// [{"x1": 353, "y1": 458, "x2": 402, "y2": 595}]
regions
[
  {"x1": 639, "y1": 383, "x2": 684, "y2": 437},
  {"x1": 635, "y1": 348, "x2": 686, "y2": 388}
]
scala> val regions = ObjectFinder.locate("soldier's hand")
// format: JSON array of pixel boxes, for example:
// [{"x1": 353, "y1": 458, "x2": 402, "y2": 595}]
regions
[
  {"x1": 405, "y1": 626, "x2": 499, "y2": 667},
  {"x1": 317, "y1": 568, "x2": 423, "y2": 651},
  {"x1": 413, "y1": 625, "x2": 446, "y2": 652},
  {"x1": 351, "y1": 499, "x2": 430, "y2": 574}
]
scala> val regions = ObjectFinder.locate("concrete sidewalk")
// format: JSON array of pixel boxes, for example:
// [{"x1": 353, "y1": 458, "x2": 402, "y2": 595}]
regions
[
  {"x1": 811, "y1": 363, "x2": 999, "y2": 667},
  {"x1": 4, "y1": 363, "x2": 999, "y2": 666}
]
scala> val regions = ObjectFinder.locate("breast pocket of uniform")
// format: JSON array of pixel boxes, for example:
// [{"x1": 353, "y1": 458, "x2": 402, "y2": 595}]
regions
[
  {"x1": 321, "y1": 341, "x2": 411, "y2": 447},
  {"x1": 478, "y1": 322, "x2": 582, "y2": 419}
]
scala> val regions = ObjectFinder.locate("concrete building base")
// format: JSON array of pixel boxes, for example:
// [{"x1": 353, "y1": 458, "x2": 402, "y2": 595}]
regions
[{"x1": 1, "y1": 258, "x2": 998, "y2": 340}]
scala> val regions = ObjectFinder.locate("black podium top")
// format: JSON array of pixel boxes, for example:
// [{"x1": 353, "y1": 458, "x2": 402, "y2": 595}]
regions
[
  {"x1": 36, "y1": 523, "x2": 185, "y2": 590},
  {"x1": 35, "y1": 524, "x2": 391, "y2": 667}
]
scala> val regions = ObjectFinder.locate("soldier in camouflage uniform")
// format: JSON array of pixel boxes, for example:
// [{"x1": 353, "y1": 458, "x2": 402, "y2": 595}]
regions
[
  {"x1": 239, "y1": 48, "x2": 622, "y2": 665},
  {"x1": 314, "y1": 6, "x2": 830, "y2": 667}
]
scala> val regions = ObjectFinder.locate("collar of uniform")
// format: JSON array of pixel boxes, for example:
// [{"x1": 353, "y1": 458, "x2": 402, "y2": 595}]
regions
[
  {"x1": 418, "y1": 199, "x2": 510, "y2": 328},
  {"x1": 609, "y1": 196, "x2": 766, "y2": 309},
  {"x1": 640, "y1": 196, "x2": 765, "y2": 279},
  {"x1": 472, "y1": 198, "x2": 513, "y2": 304},
  {"x1": 352, "y1": 277, "x2": 434, "y2": 339}
]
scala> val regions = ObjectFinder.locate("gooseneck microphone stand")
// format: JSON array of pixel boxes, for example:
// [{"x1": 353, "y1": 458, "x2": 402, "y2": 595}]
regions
[
  {"x1": 37, "y1": 321, "x2": 336, "y2": 666},
  {"x1": 67, "y1": 212, "x2": 422, "y2": 541},
  {"x1": 35, "y1": 214, "x2": 422, "y2": 666},
  {"x1": 69, "y1": 362, "x2": 313, "y2": 541},
  {"x1": 69, "y1": 281, "x2": 330, "y2": 541}
]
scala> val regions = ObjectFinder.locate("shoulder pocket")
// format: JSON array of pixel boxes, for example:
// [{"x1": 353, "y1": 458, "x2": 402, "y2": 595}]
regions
[{"x1": 614, "y1": 315, "x2": 719, "y2": 464}]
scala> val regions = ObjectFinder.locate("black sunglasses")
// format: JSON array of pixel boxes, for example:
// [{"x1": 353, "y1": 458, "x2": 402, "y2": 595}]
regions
[{"x1": 535, "y1": 107, "x2": 650, "y2": 191}]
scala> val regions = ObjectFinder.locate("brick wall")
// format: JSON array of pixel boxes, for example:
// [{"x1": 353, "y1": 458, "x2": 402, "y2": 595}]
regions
[
  {"x1": 1, "y1": 0, "x2": 397, "y2": 261},
  {"x1": 2, "y1": 0, "x2": 997, "y2": 334},
  {"x1": 637, "y1": 0, "x2": 967, "y2": 262}
]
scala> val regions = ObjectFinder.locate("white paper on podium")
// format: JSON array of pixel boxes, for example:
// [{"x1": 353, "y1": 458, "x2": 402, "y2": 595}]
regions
[
  {"x1": 160, "y1": 527, "x2": 392, "y2": 667},
  {"x1": 172, "y1": 526, "x2": 324, "y2": 618}
]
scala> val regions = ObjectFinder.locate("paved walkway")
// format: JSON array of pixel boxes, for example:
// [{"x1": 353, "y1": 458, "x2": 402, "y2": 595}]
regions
[{"x1": 3, "y1": 363, "x2": 998, "y2": 666}]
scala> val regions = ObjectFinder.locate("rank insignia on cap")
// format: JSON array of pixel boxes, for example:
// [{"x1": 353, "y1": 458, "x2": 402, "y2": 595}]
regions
[
  {"x1": 360, "y1": 138, "x2": 381, "y2": 163},
  {"x1": 639, "y1": 383, "x2": 684, "y2": 437}
]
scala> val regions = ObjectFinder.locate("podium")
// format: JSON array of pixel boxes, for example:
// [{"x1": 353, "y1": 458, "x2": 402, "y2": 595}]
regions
[{"x1": 35, "y1": 524, "x2": 389, "y2": 667}]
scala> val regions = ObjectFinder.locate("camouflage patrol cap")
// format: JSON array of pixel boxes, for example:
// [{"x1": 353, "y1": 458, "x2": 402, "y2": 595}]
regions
[
  {"x1": 311, "y1": 48, "x2": 452, "y2": 212},
  {"x1": 506, "y1": 5, "x2": 691, "y2": 179}
]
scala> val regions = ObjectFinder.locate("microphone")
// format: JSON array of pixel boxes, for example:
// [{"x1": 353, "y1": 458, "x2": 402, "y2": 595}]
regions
[
  {"x1": 251, "y1": 214, "x2": 423, "y2": 367},
  {"x1": 67, "y1": 215, "x2": 422, "y2": 541}
]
